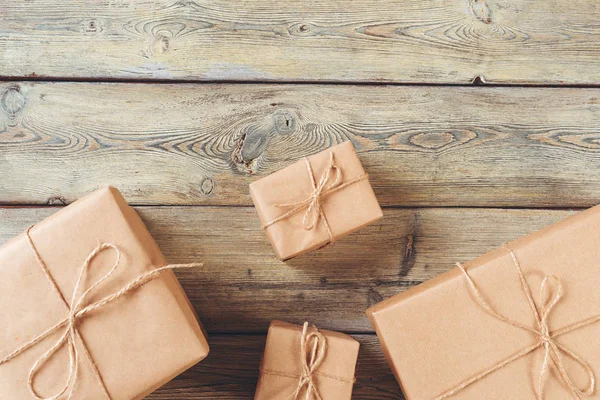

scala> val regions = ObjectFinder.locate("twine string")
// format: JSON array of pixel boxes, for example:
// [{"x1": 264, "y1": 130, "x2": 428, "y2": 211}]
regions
[
  {"x1": 260, "y1": 322, "x2": 355, "y2": 400},
  {"x1": 0, "y1": 227, "x2": 203, "y2": 400},
  {"x1": 262, "y1": 152, "x2": 368, "y2": 242},
  {"x1": 434, "y1": 247, "x2": 599, "y2": 400},
  {"x1": 289, "y1": 322, "x2": 327, "y2": 400}
]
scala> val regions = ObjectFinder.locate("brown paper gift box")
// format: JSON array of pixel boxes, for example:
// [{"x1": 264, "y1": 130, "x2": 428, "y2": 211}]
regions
[
  {"x1": 0, "y1": 186, "x2": 209, "y2": 399},
  {"x1": 367, "y1": 206, "x2": 600, "y2": 400},
  {"x1": 249, "y1": 141, "x2": 383, "y2": 260},
  {"x1": 254, "y1": 321, "x2": 359, "y2": 399}
]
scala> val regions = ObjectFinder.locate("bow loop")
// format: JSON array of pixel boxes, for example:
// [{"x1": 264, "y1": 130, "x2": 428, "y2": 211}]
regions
[
  {"x1": 263, "y1": 150, "x2": 369, "y2": 243},
  {"x1": 540, "y1": 275, "x2": 562, "y2": 325},
  {"x1": 28, "y1": 329, "x2": 76, "y2": 400},
  {"x1": 551, "y1": 341, "x2": 596, "y2": 397},
  {"x1": 301, "y1": 327, "x2": 327, "y2": 375},
  {"x1": 0, "y1": 227, "x2": 203, "y2": 400},
  {"x1": 28, "y1": 241, "x2": 122, "y2": 400},
  {"x1": 301, "y1": 153, "x2": 343, "y2": 232},
  {"x1": 289, "y1": 322, "x2": 327, "y2": 400},
  {"x1": 436, "y1": 249, "x2": 600, "y2": 400}
]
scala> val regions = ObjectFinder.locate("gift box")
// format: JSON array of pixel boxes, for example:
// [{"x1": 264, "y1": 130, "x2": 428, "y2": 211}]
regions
[
  {"x1": 367, "y1": 206, "x2": 600, "y2": 400},
  {"x1": 255, "y1": 321, "x2": 359, "y2": 399},
  {"x1": 250, "y1": 141, "x2": 383, "y2": 260},
  {"x1": 0, "y1": 186, "x2": 210, "y2": 399}
]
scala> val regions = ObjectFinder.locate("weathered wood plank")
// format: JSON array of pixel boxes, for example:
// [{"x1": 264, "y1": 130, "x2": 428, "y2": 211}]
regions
[
  {"x1": 2, "y1": 82, "x2": 600, "y2": 208},
  {"x1": 0, "y1": 206, "x2": 577, "y2": 333},
  {"x1": 147, "y1": 334, "x2": 403, "y2": 399},
  {"x1": 1, "y1": 0, "x2": 600, "y2": 84}
]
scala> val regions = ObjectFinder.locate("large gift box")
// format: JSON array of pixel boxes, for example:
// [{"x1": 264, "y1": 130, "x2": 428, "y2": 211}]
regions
[
  {"x1": 368, "y1": 206, "x2": 600, "y2": 400},
  {"x1": 250, "y1": 141, "x2": 383, "y2": 260},
  {"x1": 0, "y1": 187, "x2": 210, "y2": 399},
  {"x1": 255, "y1": 321, "x2": 359, "y2": 399}
]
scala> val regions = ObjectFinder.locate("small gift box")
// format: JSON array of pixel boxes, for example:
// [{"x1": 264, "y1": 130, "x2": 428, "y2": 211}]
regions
[
  {"x1": 255, "y1": 321, "x2": 359, "y2": 399},
  {"x1": 0, "y1": 186, "x2": 209, "y2": 399},
  {"x1": 367, "y1": 206, "x2": 600, "y2": 400},
  {"x1": 250, "y1": 141, "x2": 383, "y2": 260}
]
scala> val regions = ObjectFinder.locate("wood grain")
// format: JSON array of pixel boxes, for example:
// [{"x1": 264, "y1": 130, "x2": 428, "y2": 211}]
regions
[
  {"x1": 146, "y1": 334, "x2": 403, "y2": 399},
  {"x1": 4, "y1": 2, "x2": 597, "y2": 398},
  {"x1": 2, "y1": 0, "x2": 600, "y2": 84},
  {"x1": 0, "y1": 205, "x2": 577, "y2": 333},
  {"x1": 3, "y1": 82, "x2": 600, "y2": 208}
]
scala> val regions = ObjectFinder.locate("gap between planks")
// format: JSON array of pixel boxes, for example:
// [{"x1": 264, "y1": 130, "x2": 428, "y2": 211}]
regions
[
  {"x1": 0, "y1": 205, "x2": 580, "y2": 334},
  {"x1": 6, "y1": 75, "x2": 600, "y2": 89}
]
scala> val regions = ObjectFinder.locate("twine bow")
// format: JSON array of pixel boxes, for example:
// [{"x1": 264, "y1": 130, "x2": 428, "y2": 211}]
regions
[
  {"x1": 290, "y1": 322, "x2": 328, "y2": 400},
  {"x1": 260, "y1": 322, "x2": 355, "y2": 400},
  {"x1": 263, "y1": 152, "x2": 368, "y2": 242},
  {"x1": 435, "y1": 247, "x2": 600, "y2": 400},
  {"x1": 0, "y1": 227, "x2": 203, "y2": 400}
]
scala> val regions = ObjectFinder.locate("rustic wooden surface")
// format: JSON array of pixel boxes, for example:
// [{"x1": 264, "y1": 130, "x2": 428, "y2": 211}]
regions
[
  {"x1": 2, "y1": 0, "x2": 600, "y2": 84},
  {"x1": 2, "y1": 83, "x2": 600, "y2": 208},
  {"x1": 2, "y1": 0, "x2": 600, "y2": 398},
  {"x1": 0, "y1": 206, "x2": 576, "y2": 334}
]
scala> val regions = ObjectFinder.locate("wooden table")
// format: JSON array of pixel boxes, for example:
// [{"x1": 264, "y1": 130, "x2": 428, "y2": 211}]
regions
[{"x1": 1, "y1": 1, "x2": 599, "y2": 398}]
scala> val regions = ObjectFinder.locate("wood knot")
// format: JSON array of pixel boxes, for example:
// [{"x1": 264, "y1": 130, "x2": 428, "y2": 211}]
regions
[
  {"x1": 530, "y1": 131, "x2": 600, "y2": 150},
  {"x1": 470, "y1": 0, "x2": 493, "y2": 24},
  {"x1": 272, "y1": 110, "x2": 296, "y2": 135},
  {"x1": 81, "y1": 18, "x2": 102, "y2": 33},
  {"x1": 200, "y1": 177, "x2": 215, "y2": 195},
  {"x1": 410, "y1": 132, "x2": 457, "y2": 150},
  {"x1": 1, "y1": 87, "x2": 26, "y2": 127},
  {"x1": 231, "y1": 132, "x2": 262, "y2": 174},
  {"x1": 150, "y1": 31, "x2": 173, "y2": 55},
  {"x1": 230, "y1": 110, "x2": 297, "y2": 174},
  {"x1": 289, "y1": 23, "x2": 317, "y2": 36}
]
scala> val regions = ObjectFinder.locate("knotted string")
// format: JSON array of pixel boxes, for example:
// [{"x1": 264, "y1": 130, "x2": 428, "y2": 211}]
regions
[
  {"x1": 434, "y1": 247, "x2": 600, "y2": 400},
  {"x1": 290, "y1": 322, "x2": 327, "y2": 400},
  {"x1": 0, "y1": 227, "x2": 203, "y2": 400},
  {"x1": 260, "y1": 322, "x2": 355, "y2": 400},
  {"x1": 263, "y1": 152, "x2": 368, "y2": 242}
]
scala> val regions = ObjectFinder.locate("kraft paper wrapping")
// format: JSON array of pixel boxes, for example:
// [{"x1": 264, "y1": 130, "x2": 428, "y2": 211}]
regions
[
  {"x1": 250, "y1": 141, "x2": 383, "y2": 260},
  {"x1": 0, "y1": 186, "x2": 209, "y2": 399},
  {"x1": 368, "y1": 205, "x2": 600, "y2": 400},
  {"x1": 255, "y1": 321, "x2": 359, "y2": 400}
]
